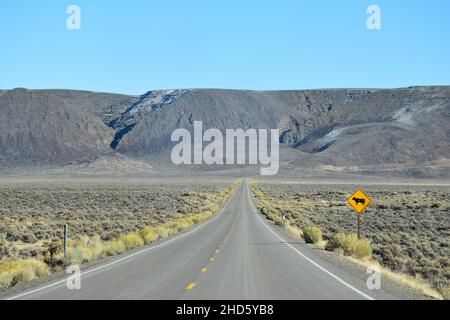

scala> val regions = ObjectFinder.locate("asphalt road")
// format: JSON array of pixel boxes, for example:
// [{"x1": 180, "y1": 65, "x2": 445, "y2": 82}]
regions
[{"x1": 6, "y1": 181, "x2": 407, "y2": 300}]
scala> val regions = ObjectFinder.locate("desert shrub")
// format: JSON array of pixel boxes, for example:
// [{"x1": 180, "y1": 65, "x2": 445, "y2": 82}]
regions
[
  {"x1": 326, "y1": 232, "x2": 356, "y2": 253},
  {"x1": 67, "y1": 235, "x2": 109, "y2": 264},
  {"x1": 169, "y1": 218, "x2": 193, "y2": 232},
  {"x1": 47, "y1": 256, "x2": 69, "y2": 272},
  {"x1": 139, "y1": 227, "x2": 158, "y2": 245},
  {"x1": 103, "y1": 240, "x2": 126, "y2": 256},
  {"x1": 440, "y1": 286, "x2": 450, "y2": 300},
  {"x1": 0, "y1": 273, "x2": 13, "y2": 288},
  {"x1": 118, "y1": 232, "x2": 144, "y2": 250},
  {"x1": 285, "y1": 223, "x2": 303, "y2": 238},
  {"x1": 68, "y1": 237, "x2": 126, "y2": 264},
  {"x1": 191, "y1": 212, "x2": 210, "y2": 224},
  {"x1": 260, "y1": 207, "x2": 283, "y2": 226},
  {"x1": 352, "y1": 238, "x2": 373, "y2": 259},
  {"x1": 42, "y1": 241, "x2": 63, "y2": 263},
  {"x1": 155, "y1": 226, "x2": 171, "y2": 239},
  {"x1": 326, "y1": 232, "x2": 372, "y2": 259},
  {"x1": 303, "y1": 226, "x2": 323, "y2": 244},
  {"x1": 88, "y1": 236, "x2": 106, "y2": 259},
  {"x1": 67, "y1": 246, "x2": 94, "y2": 264},
  {"x1": 0, "y1": 258, "x2": 49, "y2": 288}
]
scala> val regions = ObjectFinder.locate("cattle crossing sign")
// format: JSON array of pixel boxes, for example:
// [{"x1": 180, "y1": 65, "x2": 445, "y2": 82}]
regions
[
  {"x1": 347, "y1": 189, "x2": 372, "y2": 239},
  {"x1": 348, "y1": 189, "x2": 371, "y2": 213}
]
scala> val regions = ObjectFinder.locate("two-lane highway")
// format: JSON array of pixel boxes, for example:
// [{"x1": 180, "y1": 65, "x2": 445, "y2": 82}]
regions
[{"x1": 6, "y1": 181, "x2": 404, "y2": 300}]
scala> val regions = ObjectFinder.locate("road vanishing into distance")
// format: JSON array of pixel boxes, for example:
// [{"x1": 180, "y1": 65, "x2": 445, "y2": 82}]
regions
[{"x1": 6, "y1": 181, "x2": 410, "y2": 300}]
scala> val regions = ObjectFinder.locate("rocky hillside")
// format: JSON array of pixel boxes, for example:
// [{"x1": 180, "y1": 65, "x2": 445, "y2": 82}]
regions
[
  {"x1": 0, "y1": 86, "x2": 449, "y2": 177},
  {"x1": 0, "y1": 89, "x2": 114, "y2": 167}
]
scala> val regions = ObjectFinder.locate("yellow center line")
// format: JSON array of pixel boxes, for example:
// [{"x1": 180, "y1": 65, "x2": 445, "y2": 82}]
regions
[
  {"x1": 183, "y1": 219, "x2": 235, "y2": 293},
  {"x1": 185, "y1": 282, "x2": 196, "y2": 290}
]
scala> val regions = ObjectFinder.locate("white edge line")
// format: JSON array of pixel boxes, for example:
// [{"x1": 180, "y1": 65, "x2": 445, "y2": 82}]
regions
[
  {"x1": 5, "y1": 182, "x2": 242, "y2": 300},
  {"x1": 245, "y1": 183, "x2": 375, "y2": 301}
]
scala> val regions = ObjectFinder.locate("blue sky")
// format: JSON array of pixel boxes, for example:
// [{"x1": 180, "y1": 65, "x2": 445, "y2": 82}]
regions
[{"x1": 1, "y1": 0, "x2": 449, "y2": 95}]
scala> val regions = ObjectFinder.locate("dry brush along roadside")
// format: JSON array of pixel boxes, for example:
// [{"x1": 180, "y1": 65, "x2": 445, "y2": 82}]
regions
[
  {"x1": 250, "y1": 182, "x2": 448, "y2": 300},
  {"x1": 0, "y1": 181, "x2": 239, "y2": 289}
]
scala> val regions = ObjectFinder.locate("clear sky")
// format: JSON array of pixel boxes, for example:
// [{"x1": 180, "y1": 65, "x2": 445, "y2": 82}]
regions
[{"x1": 1, "y1": 0, "x2": 449, "y2": 95}]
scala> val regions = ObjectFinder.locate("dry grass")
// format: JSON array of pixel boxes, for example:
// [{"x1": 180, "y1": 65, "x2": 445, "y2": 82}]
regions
[
  {"x1": 325, "y1": 232, "x2": 372, "y2": 259},
  {"x1": 303, "y1": 226, "x2": 323, "y2": 244},
  {"x1": 345, "y1": 256, "x2": 443, "y2": 300},
  {"x1": 139, "y1": 227, "x2": 158, "y2": 245},
  {"x1": 0, "y1": 258, "x2": 49, "y2": 288}
]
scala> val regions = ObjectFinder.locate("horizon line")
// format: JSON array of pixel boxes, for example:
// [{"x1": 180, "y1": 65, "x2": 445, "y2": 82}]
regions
[{"x1": 2, "y1": 84, "x2": 450, "y2": 96}]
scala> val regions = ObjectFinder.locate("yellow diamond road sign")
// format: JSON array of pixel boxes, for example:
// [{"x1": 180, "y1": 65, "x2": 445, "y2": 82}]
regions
[{"x1": 348, "y1": 189, "x2": 372, "y2": 213}]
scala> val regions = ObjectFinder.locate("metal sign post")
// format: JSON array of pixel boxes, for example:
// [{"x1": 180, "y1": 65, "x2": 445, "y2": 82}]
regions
[
  {"x1": 64, "y1": 224, "x2": 68, "y2": 259},
  {"x1": 357, "y1": 213, "x2": 362, "y2": 240}
]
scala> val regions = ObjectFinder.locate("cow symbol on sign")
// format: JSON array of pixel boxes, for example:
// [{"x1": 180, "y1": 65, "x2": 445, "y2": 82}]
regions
[
  {"x1": 348, "y1": 189, "x2": 372, "y2": 213},
  {"x1": 352, "y1": 197, "x2": 366, "y2": 206}
]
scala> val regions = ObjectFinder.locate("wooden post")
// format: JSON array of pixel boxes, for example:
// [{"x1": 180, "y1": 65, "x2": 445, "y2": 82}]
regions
[
  {"x1": 64, "y1": 224, "x2": 68, "y2": 259},
  {"x1": 357, "y1": 214, "x2": 362, "y2": 239}
]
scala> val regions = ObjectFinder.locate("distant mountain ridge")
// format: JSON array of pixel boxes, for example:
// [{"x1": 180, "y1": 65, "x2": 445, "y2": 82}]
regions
[
  {"x1": 0, "y1": 88, "x2": 113, "y2": 167},
  {"x1": 1, "y1": 86, "x2": 449, "y2": 178}
]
